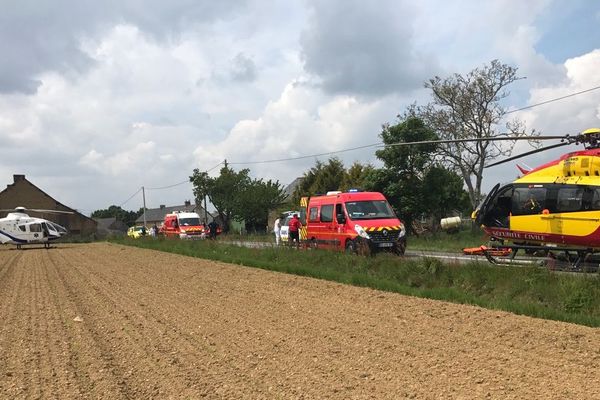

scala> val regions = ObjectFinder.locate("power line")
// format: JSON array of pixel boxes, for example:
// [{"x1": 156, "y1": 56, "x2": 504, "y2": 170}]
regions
[
  {"x1": 118, "y1": 187, "x2": 142, "y2": 208},
  {"x1": 119, "y1": 85, "x2": 600, "y2": 191},
  {"x1": 146, "y1": 180, "x2": 189, "y2": 191},
  {"x1": 505, "y1": 85, "x2": 600, "y2": 114},
  {"x1": 230, "y1": 85, "x2": 600, "y2": 166},
  {"x1": 146, "y1": 161, "x2": 225, "y2": 190},
  {"x1": 228, "y1": 143, "x2": 379, "y2": 165}
]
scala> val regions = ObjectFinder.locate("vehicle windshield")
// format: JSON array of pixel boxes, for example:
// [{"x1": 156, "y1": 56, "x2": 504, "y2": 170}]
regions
[
  {"x1": 179, "y1": 217, "x2": 200, "y2": 226},
  {"x1": 345, "y1": 200, "x2": 395, "y2": 220}
]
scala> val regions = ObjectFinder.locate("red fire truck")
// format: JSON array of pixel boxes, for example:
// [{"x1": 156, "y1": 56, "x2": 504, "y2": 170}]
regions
[
  {"x1": 300, "y1": 190, "x2": 406, "y2": 255},
  {"x1": 160, "y1": 211, "x2": 205, "y2": 239}
]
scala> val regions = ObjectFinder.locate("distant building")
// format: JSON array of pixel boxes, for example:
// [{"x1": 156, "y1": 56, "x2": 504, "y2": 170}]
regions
[
  {"x1": 0, "y1": 174, "x2": 97, "y2": 236},
  {"x1": 283, "y1": 177, "x2": 303, "y2": 201},
  {"x1": 135, "y1": 200, "x2": 213, "y2": 227}
]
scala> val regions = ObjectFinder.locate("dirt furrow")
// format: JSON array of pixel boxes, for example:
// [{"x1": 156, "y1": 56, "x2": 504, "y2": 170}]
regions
[
  {"x1": 46, "y1": 246, "x2": 220, "y2": 398},
  {"x1": 0, "y1": 243, "x2": 599, "y2": 399}
]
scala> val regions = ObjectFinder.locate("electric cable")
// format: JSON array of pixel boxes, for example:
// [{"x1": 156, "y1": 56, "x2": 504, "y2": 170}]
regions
[
  {"x1": 146, "y1": 161, "x2": 225, "y2": 190},
  {"x1": 111, "y1": 84, "x2": 600, "y2": 197},
  {"x1": 505, "y1": 85, "x2": 600, "y2": 114},
  {"x1": 118, "y1": 187, "x2": 142, "y2": 208}
]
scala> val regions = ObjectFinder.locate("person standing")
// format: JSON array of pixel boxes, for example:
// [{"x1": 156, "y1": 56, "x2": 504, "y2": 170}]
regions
[
  {"x1": 287, "y1": 213, "x2": 301, "y2": 249},
  {"x1": 273, "y1": 216, "x2": 282, "y2": 246},
  {"x1": 208, "y1": 220, "x2": 219, "y2": 240}
]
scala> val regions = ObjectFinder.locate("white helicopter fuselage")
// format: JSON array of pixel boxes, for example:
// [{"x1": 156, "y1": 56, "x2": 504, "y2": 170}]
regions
[{"x1": 0, "y1": 212, "x2": 68, "y2": 248}]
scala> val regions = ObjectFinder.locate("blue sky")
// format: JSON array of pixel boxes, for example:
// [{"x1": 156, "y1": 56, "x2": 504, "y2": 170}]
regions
[
  {"x1": 0, "y1": 0, "x2": 599, "y2": 214},
  {"x1": 535, "y1": 1, "x2": 600, "y2": 62}
]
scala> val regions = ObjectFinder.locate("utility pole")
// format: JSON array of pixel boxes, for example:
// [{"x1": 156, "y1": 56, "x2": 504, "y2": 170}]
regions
[
  {"x1": 204, "y1": 194, "x2": 208, "y2": 223},
  {"x1": 142, "y1": 186, "x2": 147, "y2": 227}
]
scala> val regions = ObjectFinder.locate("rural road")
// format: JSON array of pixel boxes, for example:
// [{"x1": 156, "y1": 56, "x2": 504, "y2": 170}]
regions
[{"x1": 0, "y1": 242, "x2": 598, "y2": 399}]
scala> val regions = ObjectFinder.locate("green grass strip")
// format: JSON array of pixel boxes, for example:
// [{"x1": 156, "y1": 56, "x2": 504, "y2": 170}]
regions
[{"x1": 109, "y1": 237, "x2": 600, "y2": 327}]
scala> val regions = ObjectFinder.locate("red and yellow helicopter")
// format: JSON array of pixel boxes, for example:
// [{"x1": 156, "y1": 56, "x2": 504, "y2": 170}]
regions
[{"x1": 471, "y1": 128, "x2": 600, "y2": 268}]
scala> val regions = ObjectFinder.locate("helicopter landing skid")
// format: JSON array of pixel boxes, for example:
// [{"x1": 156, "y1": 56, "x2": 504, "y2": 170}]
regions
[{"x1": 482, "y1": 244, "x2": 598, "y2": 272}]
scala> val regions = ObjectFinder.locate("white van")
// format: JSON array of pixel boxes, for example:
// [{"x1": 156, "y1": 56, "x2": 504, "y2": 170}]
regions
[{"x1": 279, "y1": 211, "x2": 299, "y2": 243}]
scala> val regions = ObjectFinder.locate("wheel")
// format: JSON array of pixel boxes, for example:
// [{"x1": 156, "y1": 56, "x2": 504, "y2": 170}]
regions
[
  {"x1": 355, "y1": 238, "x2": 372, "y2": 256},
  {"x1": 394, "y1": 239, "x2": 406, "y2": 256},
  {"x1": 345, "y1": 239, "x2": 357, "y2": 254},
  {"x1": 310, "y1": 238, "x2": 318, "y2": 250}
]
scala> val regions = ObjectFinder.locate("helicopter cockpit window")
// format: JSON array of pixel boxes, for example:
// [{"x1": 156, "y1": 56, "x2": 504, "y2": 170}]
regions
[
  {"x1": 589, "y1": 188, "x2": 600, "y2": 210},
  {"x1": 556, "y1": 187, "x2": 584, "y2": 213},
  {"x1": 18, "y1": 225, "x2": 26, "y2": 232},
  {"x1": 513, "y1": 187, "x2": 546, "y2": 215}
]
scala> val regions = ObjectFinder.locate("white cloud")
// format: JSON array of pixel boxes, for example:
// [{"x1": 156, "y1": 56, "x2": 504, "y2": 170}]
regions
[{"x1": 194, "y1": 81, "x2": 407, "y2": 186}]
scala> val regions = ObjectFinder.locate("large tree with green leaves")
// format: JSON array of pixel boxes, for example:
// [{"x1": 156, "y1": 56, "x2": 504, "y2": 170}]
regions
[
  {"x1": 422, "y1": 166, "x2": 471, "y2": 228},
  {"x1": 91, "y1": 205, "x2": 143, "y2": 226},
  {"x1": 237, "y1": 178, "x2": 287, "y2": 232},
  {"x1": 190, "y1": 163, "x2": 251, "y2": 232},
  {"x1": 190, "y1": 162, "x2": 286, "y2": 233},
  {"x1": 407, "y1": 60, "x2": 530, "y2": 208},
  {"x1": 365, "y1": 117, "x2": 439, "y2": 232},
  {"x1": 291, "y1": 158, "x2": 373, "y2": 205}
]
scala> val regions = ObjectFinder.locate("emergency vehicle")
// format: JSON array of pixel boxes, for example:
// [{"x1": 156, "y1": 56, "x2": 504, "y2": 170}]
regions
[
  {"x1": 160, "y1": 211, "x2": 205, "y2": 239},
  {"x1": 300, "y1": 190, "x2": 406, "y2": 255}
]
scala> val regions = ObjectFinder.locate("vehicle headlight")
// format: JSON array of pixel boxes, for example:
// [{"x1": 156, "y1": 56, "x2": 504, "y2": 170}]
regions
[
  {"x1": 354, "y1": 224, "x2": 370, "y2": 239},
  {"x1": 398, "y1": 223, "x2": 406, "y2": 239}
]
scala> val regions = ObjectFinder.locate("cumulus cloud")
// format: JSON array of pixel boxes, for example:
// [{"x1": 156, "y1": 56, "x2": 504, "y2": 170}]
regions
[
  {"x1": 0, "y1": 0, "x2": 249, "y2": 94},
  {"x1": 193, "y1": 81, "x2": 404, "y2": 186}
]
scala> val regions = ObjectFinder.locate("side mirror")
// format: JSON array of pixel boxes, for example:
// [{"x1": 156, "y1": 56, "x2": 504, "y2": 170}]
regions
[{"x1": 336, "y1": 213, "x2": 346, "y2": 224}]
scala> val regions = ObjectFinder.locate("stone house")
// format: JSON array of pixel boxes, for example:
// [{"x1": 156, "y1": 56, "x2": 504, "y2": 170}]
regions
[{"x1": 0, "y1": 174, "x2": 97, "y2": 236}]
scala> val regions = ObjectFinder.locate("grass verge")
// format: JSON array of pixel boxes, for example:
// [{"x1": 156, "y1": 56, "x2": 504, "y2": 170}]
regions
[{"x1": 109, "y1": 237, "x2": 600, "y2": 327}]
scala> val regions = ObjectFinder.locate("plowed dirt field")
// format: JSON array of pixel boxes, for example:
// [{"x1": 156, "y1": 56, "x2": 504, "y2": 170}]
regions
[{"x1": 0, "y1": 242, "x2": 599, "y2": 399}]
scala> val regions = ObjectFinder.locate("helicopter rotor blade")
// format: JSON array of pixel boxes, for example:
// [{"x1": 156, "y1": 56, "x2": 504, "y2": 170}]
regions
[
  {"x1": 27, "y1": 209, "x2": 74, "y2": 214},
  {"x1": 381, "y1": 134, "x2": 568, "y2": 148},
  {"x1": 0, "y1": 208, "x2": 74, "y2": 214},
  {"x1": 484, "y1": 141, "x2": 571, "y2": 169}
]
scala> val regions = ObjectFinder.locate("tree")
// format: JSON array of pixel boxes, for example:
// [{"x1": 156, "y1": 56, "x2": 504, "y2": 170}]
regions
[
  {"x1": 291, "y1": 158, "x2": 373, "y2": 205},
  {"x1": 407, "y1": 60, "x2": 530, "y2": 208},
  {"x1": 364, "y1": 117, "x2": 438, "y2": 232},
  {"x1": 237, "y1": 178, "x2": 287, "y2": 232},
  {"x1": 91, "y1": 205, "x2": 142, "y2": 226},
  {"x1": 422, "y1": 166, "x2": 471, "y2": 229},
  {"x1": 190, "y1": 162, "x2": 286, "y2": 233},
  {"x1": 190, "y1": 162, "x2": 251, "y2": 233},
  {"x1": 341, "y1": 162, "x2": 375, "y2": 191}
]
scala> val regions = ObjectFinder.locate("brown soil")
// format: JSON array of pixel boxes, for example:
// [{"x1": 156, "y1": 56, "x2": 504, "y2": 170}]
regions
[{"x1": 0, "y1": 242, "x2": 598, "y2": 399}]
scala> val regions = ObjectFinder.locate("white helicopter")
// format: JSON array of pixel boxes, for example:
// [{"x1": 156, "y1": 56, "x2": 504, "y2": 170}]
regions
[{"x1": 0, "y1": 207, "x2": 72, "y2": 249}]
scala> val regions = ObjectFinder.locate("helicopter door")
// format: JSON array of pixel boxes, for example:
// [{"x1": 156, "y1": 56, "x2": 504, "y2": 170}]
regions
[
  {"x1": 481, "y1": 184, "x2": 513, "y2": 228},
  {"x1": 475, "y1": 183, "x2": 500, "y2": 226},
  {"x1": 29, "y1": 223, "x2": 43, "y2": 241}
]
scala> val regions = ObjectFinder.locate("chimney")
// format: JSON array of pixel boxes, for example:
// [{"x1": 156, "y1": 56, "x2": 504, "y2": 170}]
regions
[
  {"x1": 184, "y1": 200, "x2": 191, "y2": 207},
  {"x1": 160, "y1": 205, "x2": 165, "y2": 209},
  {"x1": 13, "y1": 174, "x2": 25, "y2": 183}
]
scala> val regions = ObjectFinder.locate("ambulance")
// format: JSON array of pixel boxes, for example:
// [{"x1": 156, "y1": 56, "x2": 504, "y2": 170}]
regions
[
  {"x1": 160, "y1": 211, "x2": 205, "y2": 239},
  {"x1": 300, "y1": 190, "x2": 406, "y2": 255}
]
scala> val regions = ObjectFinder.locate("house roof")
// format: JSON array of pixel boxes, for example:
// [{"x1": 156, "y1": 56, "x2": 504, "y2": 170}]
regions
[
  {"x1": 283, "y1": 177, "x2": 303, "y2": 200},
  {"x1": 0, "y1": 174, "x2": 97, "y2": 225}
]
